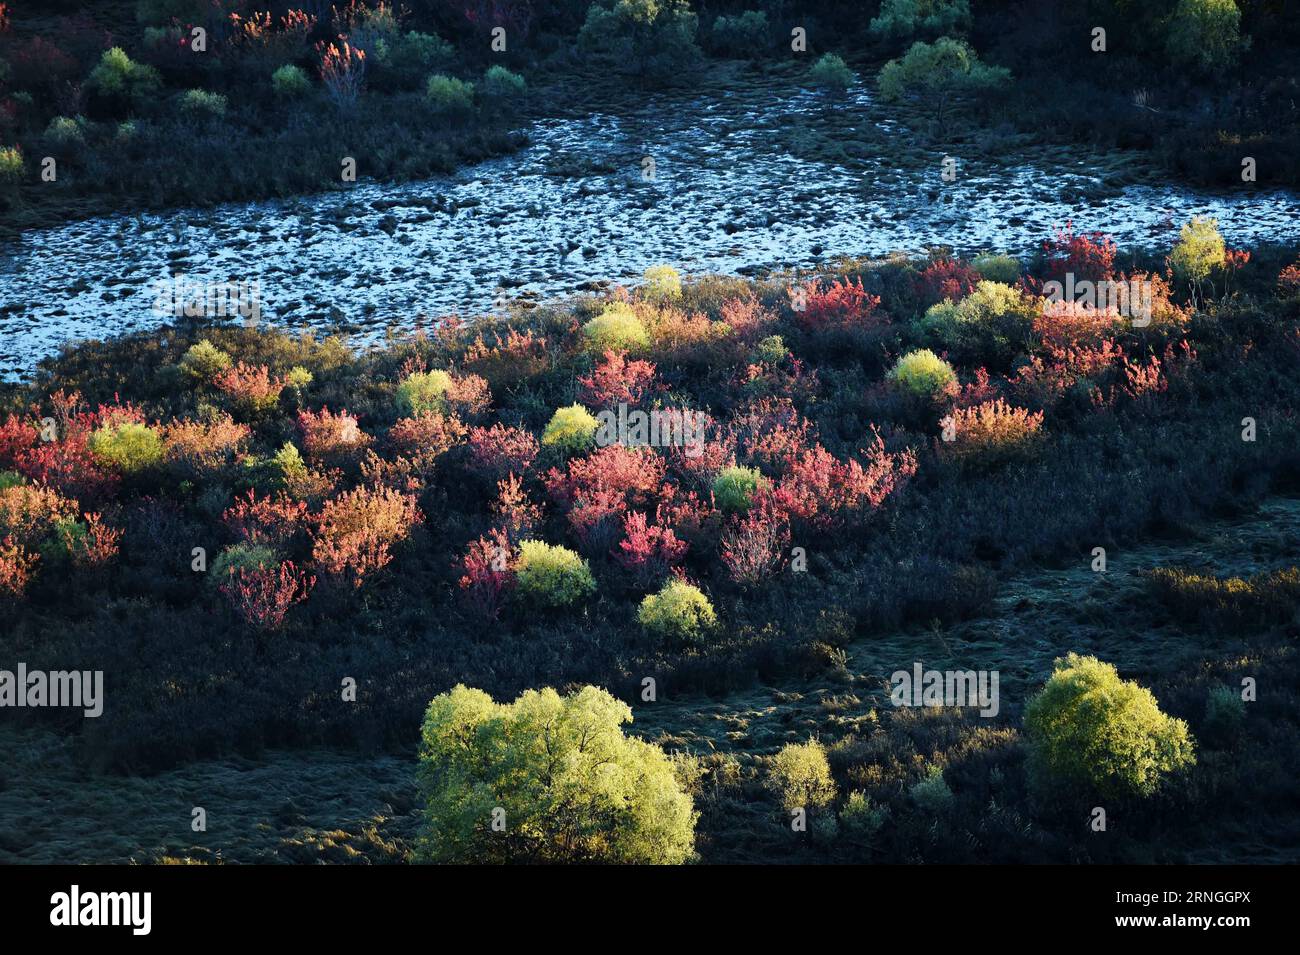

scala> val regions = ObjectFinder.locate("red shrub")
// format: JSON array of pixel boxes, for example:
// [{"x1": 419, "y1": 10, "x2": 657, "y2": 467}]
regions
[
  {"x1": 297, "y1": 407, "x2": 372, "y2": 461},
  {"x1": 466, "y1": 423, "x2": 539, "y2": 482},
  {"x1": 954, "y1": 368, "x2": 1000, "y2": 409},
  {"x1": 720, "y1": 296, "x2": 778, "y2": 342},
  {"x1": 223, "y1": 490, "x2": 309, "y2": 548},
  {"x1": 1279, "y1": 260, "x2": 1300, "y2": 298},
  {"x1": 728, "y1": 397, "x2": 816, "y2": 476},
  {"x1": 545, "y1": 444, "x2": 665, "y2": 510},
  {"x1": 457, "y1": 527, "x2": 515, "y2": 621},
  {"x1": 388, "y1": 411, "x2": 468, "y2": 459},
  {"x1": 62, "y1": 512, "x2": 122, "y2": 569},
  {"x1": 791, "y1": 277, "x2": 881, "y2": 330},
  {"x1": 491, "y1": 473, "x2": 542, "y2": 541},
  {"x1": 463, "y1": 328, "x2": 549, "y2": 388},
  {"x1": 214, "y1": 363, "x2": 284, "y2": 415},
  {"x1": 5, "y1": 38, "x2": 79, "y2": 98},
  {"x1": 220, "y1": 560, "x2": 315, "y2": 631},
  {"x1": 656, "y1": 486, "x2": 722, "y2": 551},
  {"x1": 0, "y1": 414, "x2": 38, "y2": 467},
  {"x1": 578, "y1": 350, "x2": 659, "y2": 407},
  {"x1": 311, "y1": 485, "x2": 421, "y2": 587},
  {"x1": 771, "y1": 434, "x2": 918, "y2": 532},
  {"x1": 916, "y1": 258, "x2": 980, "y2": 305},
  {"x1": 613, "y1": 510, "x2": 689, "y2": 587},
  {"x1": 0, "y1": 537, "x2": 37, "y2": 600},
  {"x1": 1039, "y1": 222, "x2": 1117, "y2": 286},
  {"x1": 720, "y1": 499, "x2": 790, "y2": 587}
]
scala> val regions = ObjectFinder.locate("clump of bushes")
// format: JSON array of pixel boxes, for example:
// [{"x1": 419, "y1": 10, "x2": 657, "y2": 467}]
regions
[
  {"x1": 395, "y1": 369, "x2": 454, "y2": 417},
  {"x1": 481, "y1": 65, "x2": 525, "y2": 103},
  {"x1": 1142, "y1": 565, "x2": 1300, "y2": 630},
  {"x1": 582, "y1": 303, "x2": 651, "y2": 355},
  {"x1": 1024, "y1": 653, "x2": 1195, "y2": 798},
  {"x1": 178, "y1": 340, "x2": 232, "y2": 382},
  {"x1": 514, "y1": 540, "x2": 597, "y2": 608},
  {"x1": 179, "y1": 89, "x2": 228, "y2": 119},
  {"x1": 707, "y1": 10, "x2": 769, "y2": 57},
  {"x1": 971, "y1": 252, "x2": 1020, "y2": 284},
  {"x1": 941, "y1": 399, "x2": 1044, "y2": 469},
  {"x1": 540, "y1": 404, "x2": 600, "y2": 454},
  {"x1": 768, "y1": 740, "x2": 836, "y2": 811},
  {"x1": 417, "y1": 684, "x2": 696, "y2": 863},
  {"x1": 271, "y1": 65, "x2": 311, "y2": 99},
  {"x1": 638, "y1": 579, "x2": 717, "y2": 644},
  {"x1": 425, "y1": 74, "x2": 474, "y2": 114},
  {"x1": 87, "y1": 420, "x2": 164, "y2": 474},
  {"x1": 888, "y1": 348, "x2": 957, "y2": 399},
  {"x1": 86, "y1": 47, "x2": 162, "y2": 114},
  {"x1": 641, "y1": 265, "x2": 683, "y2": 303},
  {"x1": 809, "y1": 53, "x2": 855, "y2": 92},
  {"x1": 712, "y1": 465, "x2": 767, "y2": 512}
]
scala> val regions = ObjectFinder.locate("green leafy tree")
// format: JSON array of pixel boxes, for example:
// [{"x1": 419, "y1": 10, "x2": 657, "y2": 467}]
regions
[
  {"x1": 1166, "y1": 0, "x2": 1248, "y2": 72},
  {"x1": 869, "y1": 0, "x2": 971, "y2": 42},
  {"x1": 417, "y1": 684, "x2": 698, "y2": 863},
  {"x1": 578, "y1": 0, "x2": 701, "y2": 79},
  {"x1": 877, "y1": 37, "x2": 1010, "y2": 128},
  {"x1": 1169, "y1": 215, "x2": 1226, "y2": 306},
  {"x1": 768, "y1": 739, "x2": 836, "y2": 811},
  {"x1": 1024, "y1": 653, "x2": 1196, "y2": 798}
]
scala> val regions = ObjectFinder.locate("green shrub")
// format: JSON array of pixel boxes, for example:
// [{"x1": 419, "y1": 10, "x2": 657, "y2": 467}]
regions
[
  {"x1": 638, "y1": 580, "x2": 717, "y2": 644},
  {"x1": 1169, "y1": 216, "x2": 1226, "y2": 301},
  {"x1": 0, "y1": 147, "x2": 24, "y2": 184},
  {"x1": 481, "y1": 65, "x2": 526, "y2": 102},
  {"x1": 87, "y1": 47, "x2": 162, "y2": 112},
  {"x1": 581, "y1": 304, "x2": 651, "y2": 354},
  {"x1": 579, "y1": 0, "x2": 701, "y2": 79},
  {"x1": 271, "y1": 442, "x2": 308, "y2": 486},
  {"x1": 417, "y1": 684, "x2": 696, "y2": 863},
  {"x1": 870, "y1": 0, "x2": 971, "y2": 41},
  {"x1": 272, "y1": 65, "x2": 312, "y2": 98},
  {"x1": 971, "y1": 252, "x2": 1020, "y2": 284},
  {"x1": 768, "y1": 740, "x2": 836, "y2": 811},
  {"x1": 707, "y1": 10, "x2": 769, "y2": 56},
  {"x1": 641, "y1": 265, "x2": 683, "y2": 303},
  {"x1": 919, "y1": 281, "x2": 1035, "y2": 364},
  {"x1": 178, "y1": 340, "x2": 232, "y2": 382},
  {"x1": 1142, "y1": 565, "x2": 1300, "y2": 630},
  {"x1": 712, "y1": 465, "x2": 767, "y2": 512},
  {"x1": 0, "y1": 471, "x2": 25, "y2": 491},
  {"x1": 754, "y1": 334, "x2": 787, "y2": 364},
  {"x1": 179, "y1": 89, "x2": 227, "y2": 118},
  {"x1": 1024, "y1": 653, "x2": 1196, "y2": 798},
  {"x1": 887, "y1": 348, "x2": 957, "y2": 398},
  {"x1": 514, "y1": 540, "x2": 597, "y2": 608},
  {"x1": 809, "y1": 53, "x2": 855, "y2": 92},
  {"x1": 877, "y1": 37, "x2": 1010, "y2": 123},
  {"x1": 425, "y1": 74, "x2": 475, "y2": 114},
  {"x1": 88, "y1": 421, "x2": 164, "y2": 473},
  {"x1": 909, "y1": 765, "x2": 955, "y2": 814},
  {"x1": 1166, "y1": 0, "x2": 1248, "y2": 72},
  {"x1": 389, "y1": 32, "x2": 453, "y2": 86},
  {"x1": 395, "y1": 370, "x2": 454, "y2": 417},
  {"x1": 840, "y1": 791, "x2": 888, "y2": 843},
  {"x1": 1203, "y1": 685, "x2": 1246, "y2": 743},
  {"x1": 210, "y1": 542, "x2": 277, "y2": 586},
  {"x1": 540, "y1": 404, "x2": 600, "y2": 454},
  {"x1": 44, "y1": 116, "x2": 87, "y2": 150}
]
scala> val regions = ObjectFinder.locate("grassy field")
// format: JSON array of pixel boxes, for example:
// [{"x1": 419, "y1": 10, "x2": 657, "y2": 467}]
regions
[{"x1": 6, "y1": 495, "x2": 1294, "y2": 865}]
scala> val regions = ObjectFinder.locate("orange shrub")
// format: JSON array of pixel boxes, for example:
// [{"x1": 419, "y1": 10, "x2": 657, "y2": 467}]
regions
[
  {"x1": 162, "y1": 415, "x2": 250, "y2": 479},
  {"x1": 941, "y1": 399, "x2": 1044, "y2": 468},
  {"x1": 0, "y1": 537, "x2": 37, "y2": 599}
]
